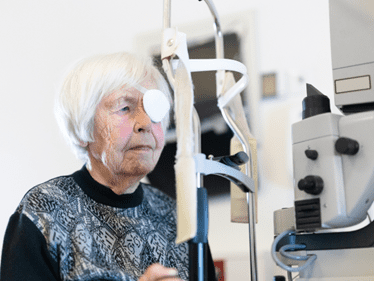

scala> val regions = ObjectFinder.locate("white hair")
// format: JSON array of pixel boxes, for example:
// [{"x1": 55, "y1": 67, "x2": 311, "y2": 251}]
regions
[{"x1": 54, "y1": 52, "x2": 172, "y2": 167}]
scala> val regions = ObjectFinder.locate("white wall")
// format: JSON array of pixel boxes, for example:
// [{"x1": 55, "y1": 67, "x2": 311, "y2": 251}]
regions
[{"x1": 0, "y1": 0, "x2": 334, "y2": 279}]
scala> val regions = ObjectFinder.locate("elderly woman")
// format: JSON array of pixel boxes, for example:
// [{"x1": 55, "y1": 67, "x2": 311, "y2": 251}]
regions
[{"x1": 0, "y1": 53, "x2": 216, "y2": 280}]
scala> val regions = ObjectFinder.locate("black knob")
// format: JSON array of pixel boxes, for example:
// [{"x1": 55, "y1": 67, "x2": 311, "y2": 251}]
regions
[
  {"x1": 298, "y1": 175, "x2": 324, "y2": 195},
  {"x1": 273, "y1": 276, "x2": 286, "y2": 281},
  {"x1": 302, "y1": 84, "x2": 331, "y2": 119},
  {"x1": 305, "y1": 149, "x2": 318, "y2": 160},
  {"x1": 212, "y1": 151, "x2": 249, "y2": 170},
  {"x1": 335, "y1": 137, "x2": 359, "y2": 155}
]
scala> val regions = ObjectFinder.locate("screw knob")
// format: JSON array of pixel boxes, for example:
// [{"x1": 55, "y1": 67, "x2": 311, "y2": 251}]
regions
[
  {"x1": 298, "y1": 175, "x2": 324, "y2": 195},
  {"x1": 335, "y1": 137, "x2": 359, "y2": 155},
  {"x1": 305, "y1": 149, "x2": 318, "y2": 160}
]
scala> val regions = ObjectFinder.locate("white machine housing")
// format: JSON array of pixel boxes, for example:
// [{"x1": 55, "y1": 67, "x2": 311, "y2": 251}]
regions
[
  {"x1": 291, "y1": 0, "x2": 374, "y2": 231},
  {"x1": 330, "y1": 0, "x2": 374, "y2": 111},
  {"x1": 292, "y1": 111, "x2": 374, "y2": 229},
  {"x1": 273, "y1": 1, "x2": 374, "y2": 280}
]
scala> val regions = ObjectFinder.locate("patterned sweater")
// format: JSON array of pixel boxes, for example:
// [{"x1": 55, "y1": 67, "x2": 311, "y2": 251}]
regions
[{"x1": 1, "y1": 166, "x2": 212, "y2": 280}]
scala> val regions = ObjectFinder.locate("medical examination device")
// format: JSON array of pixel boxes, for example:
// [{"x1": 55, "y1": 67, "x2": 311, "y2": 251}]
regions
[
  {"x1": 160, "y1": 0, "x2": 258, "y2": 280},
  {"x1": 272, "y1": 0, "x2": 374, "y2": 280},
  {"x1": 156, "y1": 0, "x2": 374, "y2": 280}
]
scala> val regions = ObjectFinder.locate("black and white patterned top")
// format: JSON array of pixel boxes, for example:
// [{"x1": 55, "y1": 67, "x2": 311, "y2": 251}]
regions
[{"x1": 1, "y1": 166, "x2": 191, "y2": 280}]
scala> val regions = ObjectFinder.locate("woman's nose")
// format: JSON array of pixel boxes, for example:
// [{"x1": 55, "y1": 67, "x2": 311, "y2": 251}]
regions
[{"x1": 133, "y1": 105, "x2": 152, "y2": 133}]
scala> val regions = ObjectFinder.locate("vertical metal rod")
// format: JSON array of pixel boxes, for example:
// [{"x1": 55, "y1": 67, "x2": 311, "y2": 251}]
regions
[
  {"x1": 202, "y1": 0, "x2": 223, "y2": 59},
  {"x1": 221, "y1": 108, "x2": 258, "y2": 281},
  {"x1": 204, "y1": 0, "x2": 258, "y2": 279},
  {"x1": 163, "y1": 0, "x2": 171, "y2": 29},
  {"x1": 163, "y1": 2, "x2": 205, "y2": 280},
  {"x1": 193, "y1": 90, "x2": 204, "y2": 281},
  {"x1": 247, "y1": 192, "x2": 258, "y2": 280},
  {"x1": 198, "y1": 243, "x2": 204, "y2": 280},
  {"x1": 203, "y1": 1, "x2": 258, "y2": 279},
  {"x1": 162, "y1": 1, "x2": 256, "y2": 280},
  {"x1": 193, "y1": 108, "x2": 203, "y2": 188},
  {"x1": 162, "y1": 0, "x2": 176, "y2": 88},
  {"x1": 203, "y1": 0, "x2": 225, "y2": 95}
]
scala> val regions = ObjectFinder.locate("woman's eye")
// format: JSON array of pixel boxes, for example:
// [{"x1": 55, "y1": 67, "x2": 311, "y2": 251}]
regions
[{"x1": 120, "y1": 106, "x2": 130, "y2": 112}]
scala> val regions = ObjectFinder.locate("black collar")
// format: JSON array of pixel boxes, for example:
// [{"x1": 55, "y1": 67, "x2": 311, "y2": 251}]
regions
[{"x1": 72, "y1": 166, "x2": 144, "y2": 208}]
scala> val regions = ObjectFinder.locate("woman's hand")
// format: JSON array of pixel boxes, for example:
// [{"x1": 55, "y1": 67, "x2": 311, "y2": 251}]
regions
[{"x1": 138, "y1": 264, "x2": 182, "y2": 281}]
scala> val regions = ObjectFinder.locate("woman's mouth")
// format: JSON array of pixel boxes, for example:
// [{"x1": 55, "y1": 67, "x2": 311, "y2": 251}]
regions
[{"x1": 129, "y1": 145, "x2": 152, "y2": 151}]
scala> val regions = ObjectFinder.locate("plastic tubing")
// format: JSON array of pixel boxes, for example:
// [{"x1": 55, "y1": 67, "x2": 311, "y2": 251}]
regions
[{"x1": 271, "y1": 230, "x2": 317, "y2": 273}]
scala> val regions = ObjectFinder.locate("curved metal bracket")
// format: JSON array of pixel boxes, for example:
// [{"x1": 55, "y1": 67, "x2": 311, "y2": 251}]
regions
[{"x1": 194, "y1": 153, "x2": 254, "y2": 193}]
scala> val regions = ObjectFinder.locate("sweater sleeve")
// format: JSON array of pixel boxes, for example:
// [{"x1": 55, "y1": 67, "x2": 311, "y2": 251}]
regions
[{"x1": 1, "y1": 212, "x2": 60, "y2": 281}]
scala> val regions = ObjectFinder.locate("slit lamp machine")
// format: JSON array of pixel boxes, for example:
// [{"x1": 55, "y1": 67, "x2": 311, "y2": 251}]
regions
[
  {"x1": 152, "y1": 0, "x2": 374, "y2": 280},
  {"x1": 272, "y1": 1, "x2": 374, "y2": 280}
]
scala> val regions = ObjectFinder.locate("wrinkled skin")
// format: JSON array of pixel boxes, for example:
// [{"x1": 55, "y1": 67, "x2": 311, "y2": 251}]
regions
[{"x1": 86, "y1": 77, "x2": 165, "y2": 194}]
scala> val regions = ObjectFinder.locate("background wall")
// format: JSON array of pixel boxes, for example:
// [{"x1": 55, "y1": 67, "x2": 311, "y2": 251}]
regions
[{"x1": 0, "y1": 0, "x2": 339, "y2": 280}]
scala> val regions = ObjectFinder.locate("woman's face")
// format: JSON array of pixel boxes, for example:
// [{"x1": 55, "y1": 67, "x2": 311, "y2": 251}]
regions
[{"x1": 87, "y1": 78, "x2": 165, "y2": 179}]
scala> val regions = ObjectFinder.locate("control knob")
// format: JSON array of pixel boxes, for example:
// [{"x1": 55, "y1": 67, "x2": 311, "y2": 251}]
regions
[
  {"x1": 335, "y1": 137, "x2": 359, "y2": 155},
  {"x1": 298, "y1": 175, "x2": 324, "y2": 195}
]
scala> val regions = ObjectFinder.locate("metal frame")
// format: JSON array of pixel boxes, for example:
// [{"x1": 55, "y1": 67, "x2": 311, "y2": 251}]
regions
[{"x1": 161, "y1": 0, "x2": 258, "y2": 280}]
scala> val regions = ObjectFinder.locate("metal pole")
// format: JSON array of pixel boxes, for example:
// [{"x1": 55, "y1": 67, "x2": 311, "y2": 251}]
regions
[
  {"x1": 221, "y1": 108, "x2": 258, "y2": 281},
  {"x1": 193, "y1": 108, "x2": 203, "y2": 188},
  {"x1": 203, "y1": 0, "x2": 258, "y2": 279},
  {"x1": 193, "y1": 98, "x2": 205, "y2": 281},
  {"x1": 162, "y1": 0, "x2": 257, "y2": 279},
  {"x1": 203, "y1": 0, "x2": 225, "y2": 95},
  {"x1": 162, "y1": 0, "x2": 175, "y2": 87},
  {"x1": 163, "y1": 0, "x2": 171, "y2": 31},
  {"x1": 163, "y1": 1, "x2": 205, "y2": 278}
]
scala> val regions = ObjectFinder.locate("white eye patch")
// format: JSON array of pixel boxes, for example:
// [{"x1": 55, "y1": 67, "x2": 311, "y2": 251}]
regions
[{"x1": 134, "y1": 84, "x2": 170, "y2": 123}]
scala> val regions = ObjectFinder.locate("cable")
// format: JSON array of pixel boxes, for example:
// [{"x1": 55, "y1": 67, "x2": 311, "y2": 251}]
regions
[
  {"x1": 280, "y1": 245, "x2": 309, "y2": 261},
  {"x1": 271, "y1": 229, "x2": 317, "y2": 273}
]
